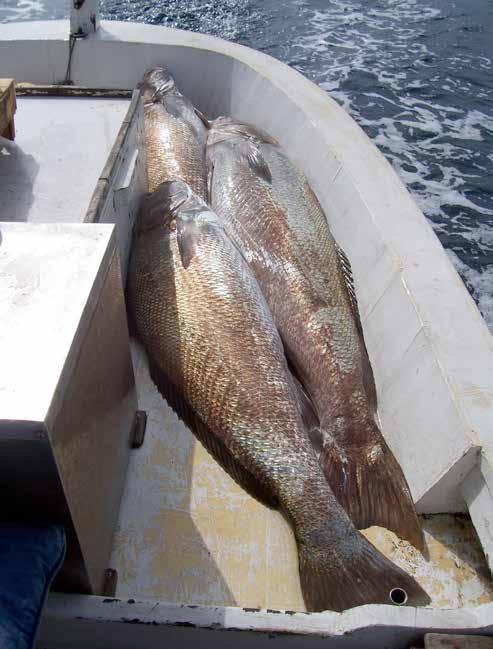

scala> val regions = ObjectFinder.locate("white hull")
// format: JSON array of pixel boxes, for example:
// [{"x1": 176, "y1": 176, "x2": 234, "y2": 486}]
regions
[{"x1": 0, "y1": 19, "x2": 492, "y2": 647}]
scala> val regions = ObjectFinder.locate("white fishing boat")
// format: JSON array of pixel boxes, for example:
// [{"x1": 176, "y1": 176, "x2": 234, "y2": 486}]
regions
[{"x1": 0, "y1": 2, "x2": 492, "y2": 646}]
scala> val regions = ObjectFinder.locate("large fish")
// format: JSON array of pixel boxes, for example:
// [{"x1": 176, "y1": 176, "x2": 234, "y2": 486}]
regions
[
  {"x1": 127, "y1": 178, "x2": 429, "y2": 612},
  {"x1": 207, "y1": 118, "x2": 425, "y2": 552},
  {"x1": 141, "y1": 67, "x2": 208, "y2": 198}
]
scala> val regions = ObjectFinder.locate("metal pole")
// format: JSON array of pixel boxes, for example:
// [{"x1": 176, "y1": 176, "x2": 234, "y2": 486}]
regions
[{"x1": 70, "y1": 0, "x2": 100, "y2": 37}]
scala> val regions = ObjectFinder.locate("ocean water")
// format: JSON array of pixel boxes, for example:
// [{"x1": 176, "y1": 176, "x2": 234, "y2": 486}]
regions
[{"x1": 2, "y1": 0, "x2": 492, "y2": 329}]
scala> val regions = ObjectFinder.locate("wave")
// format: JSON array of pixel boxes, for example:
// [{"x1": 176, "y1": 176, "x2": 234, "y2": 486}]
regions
[{"x1": 295, "y1": 0, "x2": 493, "y2": 329}]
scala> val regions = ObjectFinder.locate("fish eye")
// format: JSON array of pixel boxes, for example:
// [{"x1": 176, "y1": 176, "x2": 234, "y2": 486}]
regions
[{"x1": 389, "y1": 588, "x2": 408, "y2": 605}]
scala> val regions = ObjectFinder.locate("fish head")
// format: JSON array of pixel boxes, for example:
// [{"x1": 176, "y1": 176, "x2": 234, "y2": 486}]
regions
[
  {"x1": 207, "y1": 118, "x2": 278, "y2": 186},
  {"x1": 136, "y1": 179, "x2": 215, "y2": 235},
  {"x1": 208, "y1": 117, "x2": 278, "y2": 148},
  {"x1": 136, "y1": 179, "x2": 223, "y2": 269},
  {"x1": 207, "y1": 125, "x2": 274, "y2": 187},
  {"x1": 141, "y1": 66, "x2": 176, "y2": 103},
  {"x1": 135, "y1": 179, "x2": 194, "y2": 234}
]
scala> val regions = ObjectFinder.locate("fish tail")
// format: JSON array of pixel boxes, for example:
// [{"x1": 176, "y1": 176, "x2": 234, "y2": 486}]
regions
[
  {"x1": 319, "y1": 424, "x2": 425, "y2": 552},
  {"x1": 298, "y1": 525, "x2": 430, "y2": 612}
]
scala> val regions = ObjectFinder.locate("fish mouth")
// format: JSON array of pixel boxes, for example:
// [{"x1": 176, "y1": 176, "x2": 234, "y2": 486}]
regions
[
  {"x1": 389, "y1": 587, "x2": 408, "y2": 606},
  {"x1": 141, "y1": 66, "x2": 176, "y2": 103}
]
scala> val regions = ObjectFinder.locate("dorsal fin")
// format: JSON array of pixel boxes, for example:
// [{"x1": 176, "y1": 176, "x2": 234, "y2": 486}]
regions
[{"x1": 335, "y1": 242, "x2": 363, "y2": 337}]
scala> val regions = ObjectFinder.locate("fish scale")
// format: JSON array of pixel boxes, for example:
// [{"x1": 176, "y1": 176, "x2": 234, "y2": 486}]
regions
[
  {"x1": 207, "y1": 117, "x2": 425, "y2": 553},
  {"x1": 141, "y1": 68, "x2": 208, "y2": 198},
  {"x1": 130, "y1": 195, "x2": 318, "y2": 495},
  {"x1": 128, "y1": 178, "x2": 430, "y2": 612}
]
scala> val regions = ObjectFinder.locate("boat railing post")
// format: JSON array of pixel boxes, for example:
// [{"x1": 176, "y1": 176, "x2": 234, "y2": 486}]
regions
[{"x1": 70, "y1": 0, "x2": 100, "y2": 37}]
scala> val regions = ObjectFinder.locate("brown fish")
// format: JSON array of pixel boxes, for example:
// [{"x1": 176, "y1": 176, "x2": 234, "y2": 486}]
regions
[
  {"x1": 207, "y1": 118, "x2": 425, "y2": 552},
  {"x1": 127, "y1": 179, "x2": 430, "y2": 612},
  {"x1": 141, "y1": 67, "x2": 208, "y2": 197}
]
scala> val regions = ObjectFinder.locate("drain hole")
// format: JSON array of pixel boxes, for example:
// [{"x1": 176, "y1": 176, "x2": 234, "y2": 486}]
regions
[{"x1": 389, "y1": 588, "x2": 408, "y2": 605}]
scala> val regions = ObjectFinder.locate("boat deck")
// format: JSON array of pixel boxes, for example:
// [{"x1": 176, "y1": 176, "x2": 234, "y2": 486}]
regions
[
  {"x1": 0, "y1": 96, "x2": 129, "y2": 223},
  {"x1": 0, "y1": 84, "x2": 491, "y2": 615}
]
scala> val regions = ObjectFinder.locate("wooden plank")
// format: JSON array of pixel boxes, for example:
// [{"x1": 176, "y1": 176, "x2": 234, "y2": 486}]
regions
[
  {"x1": 15, "y1": 83, "x2": 132, "y2": 98},
  {"x1": 0, "y1": 79, "x2": 16, "y2": 140},
  {"x1": 425, "y1": 634, "x2": 493, "y2": 649}
]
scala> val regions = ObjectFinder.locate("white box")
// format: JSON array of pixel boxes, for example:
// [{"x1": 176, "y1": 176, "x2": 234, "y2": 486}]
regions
[{"x1": 0, "y1": 222, "x2": 137, "y2": 594}]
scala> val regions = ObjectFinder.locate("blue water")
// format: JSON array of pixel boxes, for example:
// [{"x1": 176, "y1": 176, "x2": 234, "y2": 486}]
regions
[{"x1": 2, "y1": 0, "x2": 492, "y2": 328}]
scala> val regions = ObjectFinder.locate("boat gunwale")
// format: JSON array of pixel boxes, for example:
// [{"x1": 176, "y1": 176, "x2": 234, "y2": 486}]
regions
[{"x1": 38, "y1": 593, "x2": 493, "y2": 646}]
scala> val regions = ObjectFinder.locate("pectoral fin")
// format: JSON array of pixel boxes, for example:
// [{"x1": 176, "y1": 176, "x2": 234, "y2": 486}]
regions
[
  {"x1": 176, "y1": 217, "x2": 201, "y2": 269},
  {"x1": 243, "y1": 143, "x2": 272, "y2": 184},
  {"x1": 231, "y1": 138, "x2": 272, "y2": 184}
]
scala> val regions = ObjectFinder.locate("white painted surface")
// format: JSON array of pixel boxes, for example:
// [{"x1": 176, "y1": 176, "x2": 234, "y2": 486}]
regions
[
  {"x1": 38, "y1": 594, "x2": 493, "y2": 649},
  {"x1": 0, "y1": 221, "x2": 137, "y2": 594},
  {"x1": 0, "y1": 222, "x2": 114, "y2": 424},
  {"x1": 0, "y1": 97, "x2": 128, "y2": 224}
]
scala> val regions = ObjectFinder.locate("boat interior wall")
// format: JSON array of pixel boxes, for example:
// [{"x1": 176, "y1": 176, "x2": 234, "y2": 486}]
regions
[
  {"x1": 0, "y1": 223, "x2": 137, "y2": 594},
  {"x1": 462, "y1": 465, "x2": 493, "y2": 574}
]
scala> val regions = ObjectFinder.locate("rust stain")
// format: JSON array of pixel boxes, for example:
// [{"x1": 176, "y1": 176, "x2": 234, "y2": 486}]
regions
[{"x1": 363, "y1": 515, "x2": 493, "y2": 608}]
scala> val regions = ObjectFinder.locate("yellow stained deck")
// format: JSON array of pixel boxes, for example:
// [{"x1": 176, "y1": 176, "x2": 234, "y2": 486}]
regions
[{"x1": 109, "y1": 342, "x2": 493, "y2": 611}]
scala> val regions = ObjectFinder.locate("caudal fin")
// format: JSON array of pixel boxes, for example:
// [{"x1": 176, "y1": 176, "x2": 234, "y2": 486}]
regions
[
  {"x1": 299, "y1": 529, "x2": 430, "y2": 612},
  {"x1": 320, "y1": 431, "x2": 425, "y2": 552}
]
